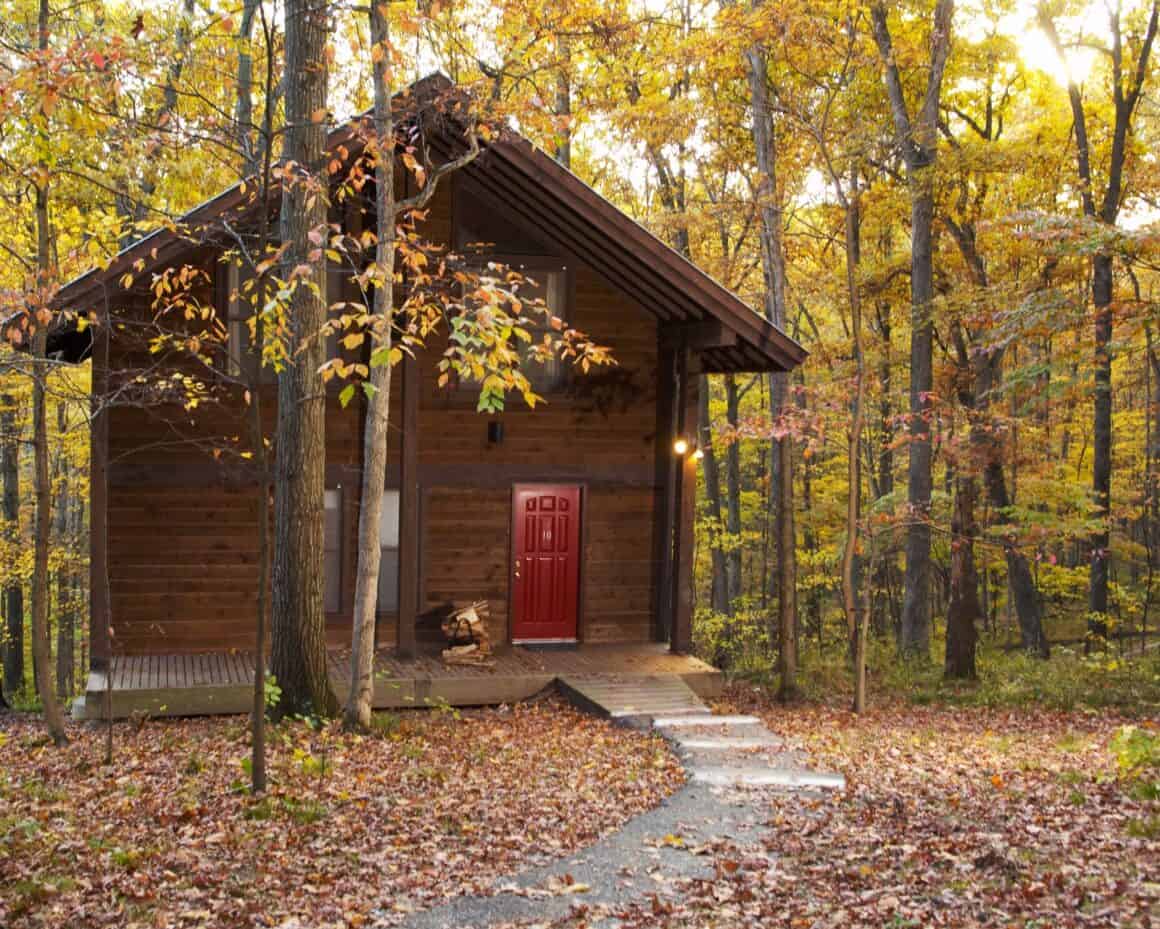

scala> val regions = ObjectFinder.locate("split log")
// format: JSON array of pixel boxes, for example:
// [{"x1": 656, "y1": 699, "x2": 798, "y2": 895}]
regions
[{"x1": 441, "y1": 601, "x2": 494, "y2": 666}]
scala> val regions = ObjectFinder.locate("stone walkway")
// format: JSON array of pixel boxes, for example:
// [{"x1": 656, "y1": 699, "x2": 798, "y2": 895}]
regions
[{"x1": 392, "y1": 706, "x2": 844, "y2": 929}]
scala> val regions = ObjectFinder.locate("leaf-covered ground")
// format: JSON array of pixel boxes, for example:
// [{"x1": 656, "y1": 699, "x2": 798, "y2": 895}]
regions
[
  {"x1": 0, "y1": 699, "x2": 684, "y2": 929},
  {"x1": 528, "y1": 688, "x2": 1159, "y2": 929}
]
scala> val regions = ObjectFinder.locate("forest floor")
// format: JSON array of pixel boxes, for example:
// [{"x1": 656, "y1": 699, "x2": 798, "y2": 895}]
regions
[
  {"x1": 498, "y1": 688, "x2": 1157, "y2": 929},
  {"x1": 0, "y1": 698, "x2": 684, "y2": 929},
  {"x1": 2, "y1": 687, "x2": 1156, "y2": 929}
]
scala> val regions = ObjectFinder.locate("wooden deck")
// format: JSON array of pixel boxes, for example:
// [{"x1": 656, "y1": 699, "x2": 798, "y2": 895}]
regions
[{"x1": 74, "y1": 643, "x2": 723, "y2": 720}]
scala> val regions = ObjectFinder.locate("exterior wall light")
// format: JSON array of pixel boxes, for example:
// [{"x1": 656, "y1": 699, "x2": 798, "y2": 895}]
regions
[
  {"x1": 692, "y1": 447, "x2": 704, "y2": 461},
  {"x1": 673, "y1": 437, "x2": 689, "y2": 456}
]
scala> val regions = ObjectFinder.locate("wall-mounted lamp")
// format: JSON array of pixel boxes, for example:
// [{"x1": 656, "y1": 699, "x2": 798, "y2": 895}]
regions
[
  {"x1": 488, "y1": 421, "x2": 505, "y2": 445},
  {"x1": 692, "y1": 447, "x2": 704, "y2": 461},
  {"x1": 673, "y1": 437, "x2": 689, "y2": 456}
]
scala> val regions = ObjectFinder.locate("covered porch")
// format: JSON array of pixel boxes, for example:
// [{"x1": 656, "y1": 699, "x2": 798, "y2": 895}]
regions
[{"x1": 73, "y1": 642, "x2": 723, "y2": 720}]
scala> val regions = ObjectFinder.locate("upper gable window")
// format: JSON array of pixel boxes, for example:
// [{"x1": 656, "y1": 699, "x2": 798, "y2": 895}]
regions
[
  {"x1": 220, "y1": 260, "x2": 262, "y2": 381},
  {"x1": 453, "y1": 179, "x2": 573, "y2": 395}
]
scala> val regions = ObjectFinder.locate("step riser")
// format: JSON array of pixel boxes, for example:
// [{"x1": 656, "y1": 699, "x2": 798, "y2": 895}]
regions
[
  {"x1": 676, "y1": 738, "x2": 781, "y2": 751},
  {"x1": 692, "y1": 767, "x2": 847, "y2": 790},
  {"x1": 653, "y1": 714, "x2": 761, "y2": 728}
]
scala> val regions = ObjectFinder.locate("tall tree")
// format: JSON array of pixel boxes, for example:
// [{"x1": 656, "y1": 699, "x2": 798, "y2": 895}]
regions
[
  {"x1": 1038, "y1": 0, "x2": 1159, "y2": 648},
  {"x1": 54, "y1": 402, "x2": 74, "y2": 699},
  {"x1": 271, "y1": 0, "x2": 338, "y2": 718},
  {"x1": 1, "y1": 392, "x2": 22, "y2": 698},
  {"x1": 741, "y1": 5, "x2": 799, "y2": 699},
  {"x1": 30, "y1": 0, "x2": 68, "y2": 744},
  {"x1": 870, "y1": 0, "x2": 954, "y2": 659},
  {"x1": 345, "y1": 0, "x2": 401, "y2": 731}
]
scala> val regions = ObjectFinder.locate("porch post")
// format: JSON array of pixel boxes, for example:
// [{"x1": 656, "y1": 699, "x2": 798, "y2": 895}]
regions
[
  {"x1": 396, "y1": 351, "x2": 419, "y2": 658},
  {"x1": 651, "y1": 339, "x2": 677, "y2": 642},
  {"x1": 89, "y1": 324, "x2": 111, "y2": 670},
  {"x1": 669, "y1": 342, "x2": 698, "y2": 654}
]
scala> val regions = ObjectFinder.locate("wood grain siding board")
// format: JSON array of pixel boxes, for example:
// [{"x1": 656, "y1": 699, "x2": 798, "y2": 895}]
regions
[{"x1": 101, "y1": 180, "x2": 667, "y2": 654}]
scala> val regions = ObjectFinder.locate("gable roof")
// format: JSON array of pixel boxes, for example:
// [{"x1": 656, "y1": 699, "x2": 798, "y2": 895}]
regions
[{"x1": 55, "y1": 75, "x2": 805, "y2": 373}]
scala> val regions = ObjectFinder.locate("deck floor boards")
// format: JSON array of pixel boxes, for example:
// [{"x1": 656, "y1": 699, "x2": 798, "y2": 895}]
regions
[{"x1": 79, "y1": 644, "x2": 722, "y2": 719}]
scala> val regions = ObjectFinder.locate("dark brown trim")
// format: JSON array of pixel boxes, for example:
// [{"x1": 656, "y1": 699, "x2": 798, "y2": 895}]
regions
[
  {"x1": 397, "y1": 352, "x2": 419, "y2": 658},
  {"x1": 59, "y1": 77, "x2": 806, "y2": 375},
  {"x1": 419, "y1": 462, "x2": 655, "y2": 488},
  {"x1": 108, "y1": 461, "x2": 381, "y2": 488},
  {"x1": 490, "y1": 141, "x2": 807, "y2": 371},
  {"x1": 463, "y1": 154, "x2": 684, "y2": 325},
  {"x1": 651, "y1": 339, "x2": 677, "y2": 644},
  {"x1": 89, "y1": 326, "x2": 111, "y2": 669},
  {"x1": 107, "y1": 459, "x2": 654, "y2": 491},
  {"x1": 669, "y1": 344, "x2": 698, "y2": 654},
  {"x1": 661, "y1": 320, "x2": 738, "y2": 351}
]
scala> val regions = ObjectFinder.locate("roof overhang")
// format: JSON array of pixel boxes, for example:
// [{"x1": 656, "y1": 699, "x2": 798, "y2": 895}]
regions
[{"x1": 53, "y1": 74, "x2": 806, "y2": 373}]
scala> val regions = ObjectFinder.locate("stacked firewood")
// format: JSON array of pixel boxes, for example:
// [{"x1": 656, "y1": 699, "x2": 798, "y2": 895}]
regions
[{"x1": 440, "y1": 601, "x2": 493, "y2": 666}]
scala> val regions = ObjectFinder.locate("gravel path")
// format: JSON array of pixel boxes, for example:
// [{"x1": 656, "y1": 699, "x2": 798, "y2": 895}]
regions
[{"x1": 392, "y1": 714, "x2": 844, "y2": 929}]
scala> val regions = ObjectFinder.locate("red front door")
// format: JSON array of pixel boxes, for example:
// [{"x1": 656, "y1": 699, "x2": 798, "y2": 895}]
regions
[{"x1": 511, "y1": 485, "x2": 581, "y2": 641}]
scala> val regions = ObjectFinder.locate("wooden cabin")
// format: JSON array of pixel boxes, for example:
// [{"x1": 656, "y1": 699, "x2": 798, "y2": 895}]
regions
[{"x1": 53, "y1": 77, "x2": 805, "y2": 716}]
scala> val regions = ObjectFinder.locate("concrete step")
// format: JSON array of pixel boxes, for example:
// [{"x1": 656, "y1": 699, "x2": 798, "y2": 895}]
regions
[
  {"x1": 652, "y1": 714, "x2": 761, "y2": 728},
  {"x1": 558, "y1": 673, "x2": 709, "y2": 721},
  {"x1": 691, "y1": 765, "x2": 847, "y2": 790},
  {"x1": 673, "y1": 734, "x2": 784, "y2": 751}
]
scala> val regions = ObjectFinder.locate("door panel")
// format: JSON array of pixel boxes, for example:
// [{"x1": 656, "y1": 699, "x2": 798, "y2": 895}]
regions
[{"x1": 512, "y1": 485, "x2": 581, "y2": 641}]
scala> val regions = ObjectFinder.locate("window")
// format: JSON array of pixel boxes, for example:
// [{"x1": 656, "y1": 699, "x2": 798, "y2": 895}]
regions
[
  {"x1": 515, "y1": 268, "x2": 567, "y2": 395},
  {"x1": 323, "y1": 487, "x2": 401, "y2": 615},
  {"x1": 452, "y1": 179, "x2": 572, "y2": 396},
  {"x1": 459, "y1": 264, "x2": 569, "y2": 396},
  {"x1": 225, "y1": 262, "x2": 249, "y2": 379},
  {"x1": 222, "y1": 261, "x2": 278, "y2": 382},
  {"x1": 324, "y1": 488, "x2": 342, "y2": 613},
  {"x1": 377, "y1": 490, "x2": 400, "y2": 613}
]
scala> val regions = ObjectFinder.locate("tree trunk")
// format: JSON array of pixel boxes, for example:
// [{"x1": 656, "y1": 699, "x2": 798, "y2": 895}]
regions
[
  {"x1": 945, "y1": 208, "x2": 1051, "y2": 660},
  {"x1": 775, "y1": 434, "x2": 797, "y2": 699},
  {"x1": 31, "y1": 262, "x2": 66, "y2": 742},
  {"x1": 271, "y1": 0, "x2": 336, "y2": 719},
  {"x1": 839, "y1": 177, "x2": 865, "y2": 664},
  {"x1": 873, "y1": 299, "x2": 897, "y2": 638},
  {"x1": 1, "y1": 394, "x2": 23, "y2": 698},
  {"x1": 724, "y1": 374, "x2": 743, "y2": 606},
  {"x1": 249, "y1": 380, "x2": 270, "y2": 791},
  {"x1": 30, "y1": 0, "x2": 67, "y2": 745},
  {"x1": 1037, "y1": 2, "x2": 1159, "y2": 648},
  {"x1": 54, "y1": 405, "x2": 73, "y2": 700},
  {"x1": 345, "y1": 0, "x2": 396, "y2": 731},
  {"x1": 897, "y1": 174, "x2": 935, "y2": 659},
  {"x1": 854, "y1": 546, "x2": 875, "y2": 713},
  {"x1": 249, "y1": 9, "x2": 276, "y2": 792},
  {"x1": 741, "y1": 34, "x2": 798, "y2": 701},
  {"x1": 697, "y1": 380, "x2": 731, "y2": 617},
  {"x1": 553, "y1": 36, "x2": 572, "y2": 169},
  {"x1": 234, "y1": 0, "x2": 262, "y2": 177},
  {"x1": 870, "y1": 0, "x2": 953, "y2": 661},
  {"x1": 981, "y1": 457, "x2": 1049, "y2": 657},
  {"x1": 945, "y1": 473, "x2": 980, "y2": 679},
  {"x1": 1087, "y1": 253, "x2": 1114, "y2": 645}
]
